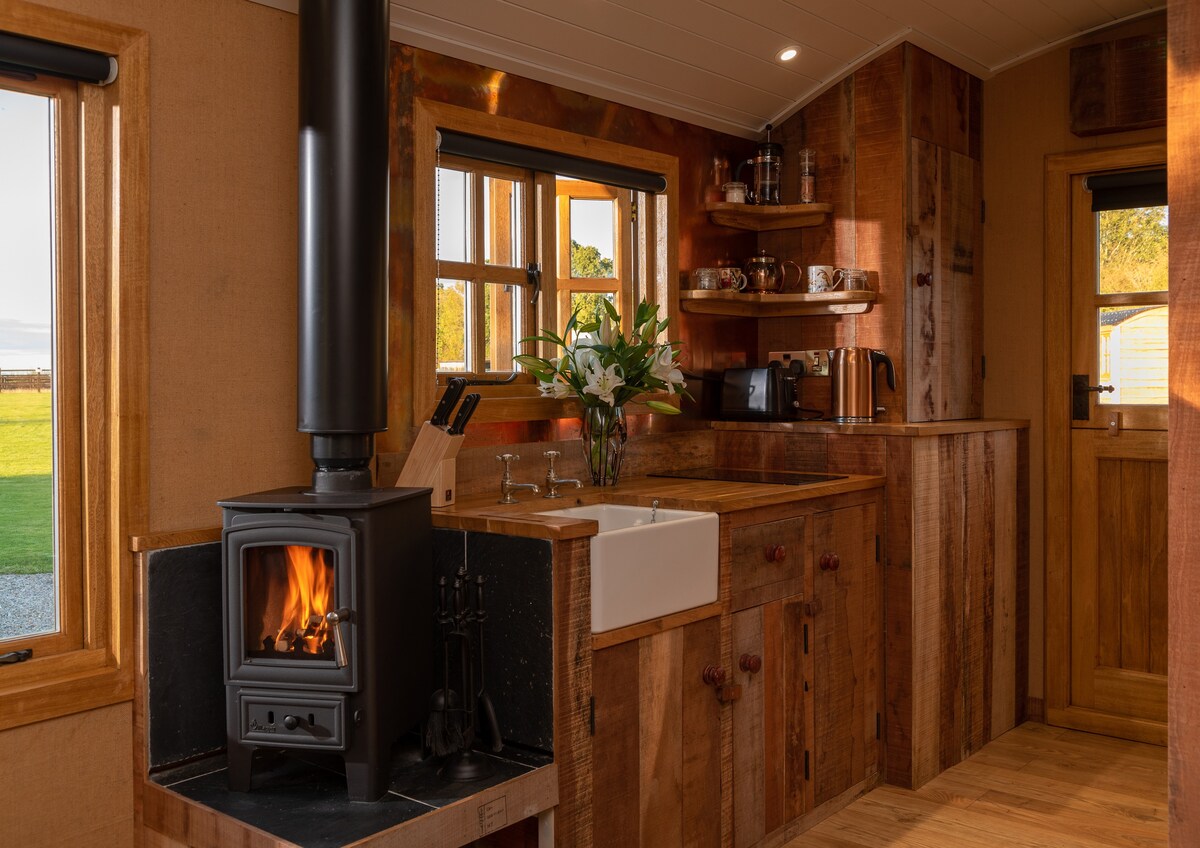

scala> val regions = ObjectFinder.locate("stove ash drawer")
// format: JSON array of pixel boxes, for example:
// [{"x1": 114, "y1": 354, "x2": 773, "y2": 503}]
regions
[{"x1": 237, "y1": 690, "x2": 346, "y2": 749}]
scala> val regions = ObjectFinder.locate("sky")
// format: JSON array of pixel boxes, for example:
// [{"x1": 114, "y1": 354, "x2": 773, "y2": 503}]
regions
[{"x1": 0, "y1": 86, "x2": 54, "y2": 371}]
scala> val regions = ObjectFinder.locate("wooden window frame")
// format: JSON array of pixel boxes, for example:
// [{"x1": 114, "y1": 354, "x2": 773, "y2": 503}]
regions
[
  {"x1": 434, "y1": 154, "x2": 536, "y2": 383},
  {"x1": 0, "y1": 2, "x2": 149, "y2": 731},
  {"x1": 554, "y1": 180, "x2": 636, "y2": 335},
  {"x1": 410, "y1": 98, "x2": 679, "y2": 425}
]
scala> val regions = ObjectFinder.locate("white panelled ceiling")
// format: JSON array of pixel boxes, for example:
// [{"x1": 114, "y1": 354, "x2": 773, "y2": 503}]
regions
[{"x1": 252, "y1": 0, "x2": 1165, "y2": 139}]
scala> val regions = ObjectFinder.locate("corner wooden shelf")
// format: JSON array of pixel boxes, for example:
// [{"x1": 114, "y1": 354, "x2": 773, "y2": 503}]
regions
[
  {"x1": 704, "y1": 201, "x2": 832, "y2": 231},
  {"x1": 679, "y1": 289, "x2": 875, "y2": 317}
]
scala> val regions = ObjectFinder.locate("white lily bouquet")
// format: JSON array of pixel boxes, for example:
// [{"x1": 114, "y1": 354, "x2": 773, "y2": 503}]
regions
[{"x1": 514, "y1": 300, "x2": 689, "y2": 485}]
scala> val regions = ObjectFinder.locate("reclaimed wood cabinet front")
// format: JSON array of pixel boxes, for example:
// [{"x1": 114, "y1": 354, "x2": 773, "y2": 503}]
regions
[
  {"x1": 811, "y1": 502, "x2": 880, "y2": 804},
  {"x1": 590, "y1": 615, "x2": 722, "y2": 848}
]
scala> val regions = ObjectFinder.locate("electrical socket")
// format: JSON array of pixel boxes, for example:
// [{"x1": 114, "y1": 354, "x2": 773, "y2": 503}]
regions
[{"x1": 768, "y1": 349, "x2": 829, "y2": 377}]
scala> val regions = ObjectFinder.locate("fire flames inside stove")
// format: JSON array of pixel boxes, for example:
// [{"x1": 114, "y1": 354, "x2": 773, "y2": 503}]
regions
[{"x1": 244, "y1": 544, "x2": 337, "y2": 661}]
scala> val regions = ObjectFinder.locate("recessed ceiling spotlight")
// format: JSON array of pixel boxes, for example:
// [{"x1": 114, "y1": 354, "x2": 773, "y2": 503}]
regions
[{"x1": 777, "y1": 46, "x2": 799, "y2": 62}]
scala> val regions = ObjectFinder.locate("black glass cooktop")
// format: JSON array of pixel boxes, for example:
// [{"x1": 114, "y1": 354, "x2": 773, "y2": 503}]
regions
[{"x1": 648, "y1": 468, "x2": 847, "y2": 486}]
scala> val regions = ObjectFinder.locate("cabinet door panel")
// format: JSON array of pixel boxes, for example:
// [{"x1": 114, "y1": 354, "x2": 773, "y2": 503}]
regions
[
  {"x1": 732, "y1": 595, "x2": 808, "y2": 848},
  {"x1": 813, "y1": 503, "x2": 878, "y2": 805},
  {"x1": 592, "y1": 617, "x2": 721, "y2": 848}
]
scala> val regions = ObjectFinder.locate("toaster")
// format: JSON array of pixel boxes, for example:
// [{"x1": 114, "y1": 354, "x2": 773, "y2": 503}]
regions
[{"x1": 719, "y1": 365, "x2": 799, "y2": 420}]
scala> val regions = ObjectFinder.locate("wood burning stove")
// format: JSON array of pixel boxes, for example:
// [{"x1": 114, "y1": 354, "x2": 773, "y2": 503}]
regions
[
  {"x1": 220, "y1": 488, "x2": 432, "y2": 801},
  {"x1": 218, "y1": 0, "x2": 433, "y2": 802}
]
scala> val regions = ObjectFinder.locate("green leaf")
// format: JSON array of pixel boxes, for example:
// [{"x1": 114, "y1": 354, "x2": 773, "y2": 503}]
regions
[{"x1": 601, "y1": 297, "x2": 620, "y2": 322}]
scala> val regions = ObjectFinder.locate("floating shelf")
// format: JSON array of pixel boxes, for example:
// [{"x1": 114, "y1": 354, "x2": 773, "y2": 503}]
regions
[
  {"x1": 680, "y1": 289, "x2": 875, "y2": 317},
  {"x1": 704, "y1": 201, "x2": 832, "y2": 231}
]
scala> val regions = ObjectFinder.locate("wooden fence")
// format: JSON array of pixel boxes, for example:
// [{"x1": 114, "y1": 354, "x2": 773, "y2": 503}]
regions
[{"x1": 0, "y1": 370, "x2": 52, "y2": 391}]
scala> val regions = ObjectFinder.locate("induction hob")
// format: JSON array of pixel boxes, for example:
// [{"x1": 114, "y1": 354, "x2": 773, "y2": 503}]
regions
[{"x1": 648, "y1": 468, "x2": 848, "y2": 486}]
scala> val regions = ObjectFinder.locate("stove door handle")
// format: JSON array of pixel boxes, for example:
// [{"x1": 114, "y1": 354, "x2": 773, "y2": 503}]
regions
[{"x1": 325, "y1": 608, "x2": 352, "y2": 668}]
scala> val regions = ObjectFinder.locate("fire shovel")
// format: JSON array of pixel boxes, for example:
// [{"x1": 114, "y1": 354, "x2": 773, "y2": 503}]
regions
[{"x1": 475, "y1": 574, "x2": 504, "y2": 753}]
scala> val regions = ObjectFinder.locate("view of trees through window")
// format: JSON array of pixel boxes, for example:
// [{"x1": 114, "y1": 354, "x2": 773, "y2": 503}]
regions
[{"x1": 1098, "y1": 205, "x2": 1168, "y2": 293}]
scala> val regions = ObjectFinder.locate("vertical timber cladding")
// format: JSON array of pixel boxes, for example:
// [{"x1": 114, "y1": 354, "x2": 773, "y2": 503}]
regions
[
  {"x1": 890, "y1": 430, "x2": 1024, "y2": 789},
  {"x1": 906, "y1": 45, "x2": 984, "y2": 424}
]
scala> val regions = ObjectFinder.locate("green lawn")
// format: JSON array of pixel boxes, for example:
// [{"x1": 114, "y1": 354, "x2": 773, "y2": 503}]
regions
[{"x1": 0, "y1": 391, "x2": 53, "y2": 574}]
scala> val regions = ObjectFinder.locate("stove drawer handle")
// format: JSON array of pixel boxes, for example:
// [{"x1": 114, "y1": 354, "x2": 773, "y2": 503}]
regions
[{"x1": 325, "y1": 608, "x2": 352, "y2": 668}]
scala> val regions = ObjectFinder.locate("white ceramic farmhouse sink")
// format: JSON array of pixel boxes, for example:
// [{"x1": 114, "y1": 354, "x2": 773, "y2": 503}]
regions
[{"x1": 537, "y1": 503, "x2": 719, "y2": 633}]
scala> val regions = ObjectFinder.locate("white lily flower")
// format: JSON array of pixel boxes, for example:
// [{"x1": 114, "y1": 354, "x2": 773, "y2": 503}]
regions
[
  {"x1": 650, "y1": 345, "x2": 686, "y2": 394},
  {"x1": 598, "y1": 313, "x2": 617, "y2": 346},
  {"x1": 583, "y1": 361, "x2": 625, "y2": 406},
  {"x1": 538, "y1": 375, "x2": 573, "y2": 399},
  {"x1": 568, "y1": 331, "x2": 600, "y2": 373}
]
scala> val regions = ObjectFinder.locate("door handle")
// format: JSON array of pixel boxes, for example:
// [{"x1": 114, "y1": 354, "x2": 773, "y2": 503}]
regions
[{"x1": 1071, "y1": 374, "x2": 1114, "y2": 421}]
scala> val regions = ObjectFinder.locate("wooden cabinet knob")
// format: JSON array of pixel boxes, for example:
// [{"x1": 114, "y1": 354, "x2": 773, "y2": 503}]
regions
[
  {"x1": 819, "y1": 552, "x2": 841, "y2": 571},
  {"x1": 916, "y1": 272, "x2": 933, "y2": 287},
  {"x1": 739, "y1": 653, "x2": 762, "y2": 674},
  {"x1": 764, "y1": 544, "x2": 787, "y2": 563},
  {"x1": 702, "y1": 665, "x2": 727, "y2": 687}
]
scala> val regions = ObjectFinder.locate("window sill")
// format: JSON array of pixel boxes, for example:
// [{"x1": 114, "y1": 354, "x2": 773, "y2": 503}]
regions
[{"x1": 0, "y1": 648, "x2": 132, "y2": 732}]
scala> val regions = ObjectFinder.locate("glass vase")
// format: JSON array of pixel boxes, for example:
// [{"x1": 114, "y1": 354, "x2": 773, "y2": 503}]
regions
[{"x1": 580, "y1": 405, "x2": 627, "y2": 486}]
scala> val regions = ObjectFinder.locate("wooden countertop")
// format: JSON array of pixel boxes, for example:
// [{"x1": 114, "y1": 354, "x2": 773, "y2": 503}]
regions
[
  {"x1": 431, "y1": 473, "x2": 885, "y2": 539},
  {"x1": 712, "y1": 418, "x2": 1029, "y2": 436}
]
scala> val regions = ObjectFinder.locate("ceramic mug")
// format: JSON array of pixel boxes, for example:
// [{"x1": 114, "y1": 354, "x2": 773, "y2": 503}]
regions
[
  {"x1": 717, "y1": 267, "x2": 748, "y2": 291},
  {"x1": 807, "y1": 265, "x2": 836, "y2": 293},
  {"x1": 690, "y1": 267, "x2": 722, "y2": 290},
  {"x1": 834, "y1": 268, "x2": 869, "y2": 291}
]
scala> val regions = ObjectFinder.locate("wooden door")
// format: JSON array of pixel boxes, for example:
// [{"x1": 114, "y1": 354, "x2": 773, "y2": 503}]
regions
[
  {"x1": 730, "y1": 595, "x2": 809, "y2": 848},
  {"x1": 1046, "y1": 144, "x2": 1168, "y2": 745},
  {"x1": 811, "y1": 504, "x2": 879, "y2": 805},
  {"x1": 590, "y1": 615, "x2": 722, "y2": 848},
  {"x1": 908, "y1": 138, "x2": 982, "y2": 422}
]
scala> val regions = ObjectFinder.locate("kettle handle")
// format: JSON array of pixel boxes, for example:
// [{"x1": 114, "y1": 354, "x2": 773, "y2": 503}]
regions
[{"x1": 870, "y1": 350, "x2": 896, "y2": 391}]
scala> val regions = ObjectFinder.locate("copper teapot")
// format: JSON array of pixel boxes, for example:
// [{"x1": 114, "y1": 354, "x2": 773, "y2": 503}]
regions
[{"x1": 744, "y1": 250, "x2": 801, "y2": 293}]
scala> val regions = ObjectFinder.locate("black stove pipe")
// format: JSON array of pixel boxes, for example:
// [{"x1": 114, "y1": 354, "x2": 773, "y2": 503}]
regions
[{"x1": 297, "y1": 0, "x2": 389, "y2": 492}]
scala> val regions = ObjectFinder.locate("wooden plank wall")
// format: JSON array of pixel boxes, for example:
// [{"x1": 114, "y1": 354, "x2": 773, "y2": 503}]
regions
[
  {"x1": 1168, "y1": 0, "x2": 1200, "y2": 842},
  {"x1": 713, "y1": 427, "x2": 1028, "y2": 789}
]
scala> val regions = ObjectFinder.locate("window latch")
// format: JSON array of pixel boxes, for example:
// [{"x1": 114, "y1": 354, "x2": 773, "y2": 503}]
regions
[
  {"x1": 0, "y1": 649, "x2": 32, "y2": 665},
  {"x1": 526, "y1": 262, "x2": 541, "y2": 305}
]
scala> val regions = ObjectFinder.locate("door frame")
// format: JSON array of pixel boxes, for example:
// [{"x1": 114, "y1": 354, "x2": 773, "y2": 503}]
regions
[{"x1": 1044, "y1": 141, "x2": 1167, "y2": 740}]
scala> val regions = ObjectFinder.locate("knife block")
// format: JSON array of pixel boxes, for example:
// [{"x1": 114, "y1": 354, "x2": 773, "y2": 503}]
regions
[{"x1": 395, "y1": 421, "x2": 465, "y2": 507}]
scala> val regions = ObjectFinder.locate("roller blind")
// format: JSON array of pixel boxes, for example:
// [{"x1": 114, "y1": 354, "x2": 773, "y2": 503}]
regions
[
  {"x1": 437, "y1": 129, "x2": 667, "y2": 194},
  {"x1": 0, "y1": 31, "x2": 115, "y2": 85},
  {"x1": 1085, "y1": 168, "x2": 1167, "y2": 211}
]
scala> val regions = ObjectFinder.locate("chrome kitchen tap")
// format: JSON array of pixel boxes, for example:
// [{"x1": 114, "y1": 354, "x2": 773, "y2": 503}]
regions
[
  {"x1": 542, "y1": 450, "x2": 583, "y2": 498},
  {"x1": 496, "y1": 454, "x2": 540, "y2": 504}
]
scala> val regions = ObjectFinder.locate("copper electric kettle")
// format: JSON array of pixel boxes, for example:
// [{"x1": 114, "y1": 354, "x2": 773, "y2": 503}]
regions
[{"x1": 828, "y1": 347, "x2": 896, "y2": 422}]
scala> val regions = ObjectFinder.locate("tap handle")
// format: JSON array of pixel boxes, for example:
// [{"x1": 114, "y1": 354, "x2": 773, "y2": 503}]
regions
[
  {"x1": 496, "y1": 453, "x2": 519, "y2": 475},
  {"x1": 543, "y1": 450, "x2": 560, "y2": 475}
]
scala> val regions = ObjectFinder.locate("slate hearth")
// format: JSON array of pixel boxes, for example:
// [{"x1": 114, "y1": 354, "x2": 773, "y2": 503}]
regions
[
  {"x1": 153, "y1": 741, "x2": 549, "y2": 848},
  {"x1": 142, "y1": 531, "x2": 554, "y2": 847}
]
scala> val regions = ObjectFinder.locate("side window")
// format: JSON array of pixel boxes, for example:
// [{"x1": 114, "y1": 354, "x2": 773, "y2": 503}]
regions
[
  {"x1": 0, "y1": 76, "x2": 83, "y2": 656},
  {"x1": 434, "y1": 155, "x2": 534, "y2": 381}
]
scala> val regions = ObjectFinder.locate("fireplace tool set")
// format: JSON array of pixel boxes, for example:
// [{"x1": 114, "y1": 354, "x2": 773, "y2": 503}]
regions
[{"x1": 427, "y1": 563, "x2": 503, "y2": 780}]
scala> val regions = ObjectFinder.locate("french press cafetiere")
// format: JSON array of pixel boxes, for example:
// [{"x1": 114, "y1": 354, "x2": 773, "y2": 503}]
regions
[{"x1": 734, "y1": 123, "x2": 782, "y2": 205}]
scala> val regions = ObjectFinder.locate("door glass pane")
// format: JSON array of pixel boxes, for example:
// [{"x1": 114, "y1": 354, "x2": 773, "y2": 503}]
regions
[
  {"x1": 435, "y1": 279, "x2": 467, "y2": 372},
  {"x1": 436, "y1": 167, "x2": 470, "y2": 262},
  {"x1": 243, "y1": 544, "x2": 336, "y2": 661},
  {"x1": 483, "y1": 176, "x2": 522, "y2": 268},
  {"x1": 1097, "y1": 305, "x2": 1168, "y2": 405},
  {"x1": 1097, "y1": 206, "x2": 1168, "y2": 293},
  {"x1": 0, "y1": 88, "x2": 57, "y2": 642},
  {"x1": 482, "y1": 282, "x2": 521, "y2": 373},
  {"x1": 569, "y1": 198, "x2": 615, "y2": 278}
]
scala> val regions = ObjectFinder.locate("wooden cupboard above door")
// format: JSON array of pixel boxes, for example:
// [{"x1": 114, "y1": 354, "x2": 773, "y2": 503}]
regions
[
  {"x1": 812, "y1": 502, "x2": 880, "y2": 805},
  {"x1": 590, "y1": 615, "x2": 722, "y2": 848}
]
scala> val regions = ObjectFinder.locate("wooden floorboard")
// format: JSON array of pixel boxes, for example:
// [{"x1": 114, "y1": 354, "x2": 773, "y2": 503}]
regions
[{"x1": 787, "y1": 722, "x2": 1166, "y2": 847}]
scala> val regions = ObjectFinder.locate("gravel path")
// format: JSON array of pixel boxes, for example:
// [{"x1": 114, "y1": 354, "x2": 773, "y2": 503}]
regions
[{"x1": 0, "y1": 574, "x2": 55, "y2": 641}]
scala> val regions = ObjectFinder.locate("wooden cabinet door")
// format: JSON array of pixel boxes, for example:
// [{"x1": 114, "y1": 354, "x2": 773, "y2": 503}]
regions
[
  {"x1": 811, "y1": 503, "x2": 879, "y2": 805},
  {"x1": 590, "y1": 615, "x2": 722, "y2": 848},
  {"x1": 908, "y1": 138, "x2": 982, "y2": 422},
  {"x1": 731, "y1": 595, "x2": 809, "y2": 848}
]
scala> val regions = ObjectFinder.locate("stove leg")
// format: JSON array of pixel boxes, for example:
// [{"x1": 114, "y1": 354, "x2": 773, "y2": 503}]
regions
[
  {"x1": 344, "y1": 756, "x2": 389, "y2": 802},
  {"x1": 226, "y1": 742, "x2": 254, "y2": 792}
]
